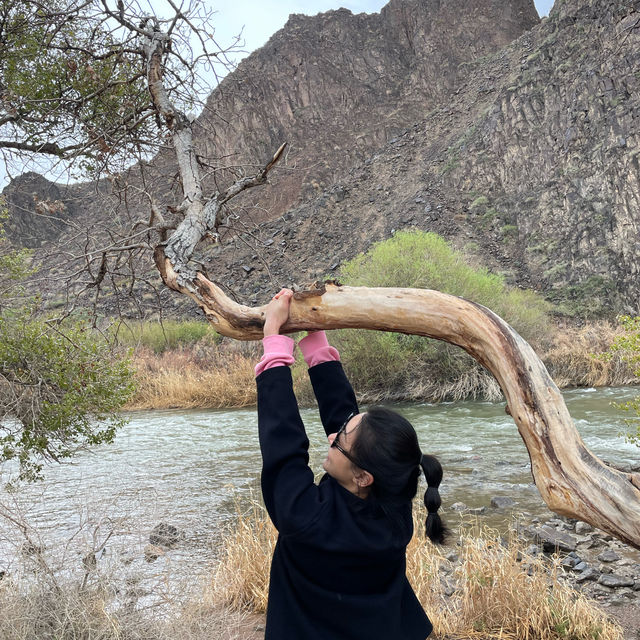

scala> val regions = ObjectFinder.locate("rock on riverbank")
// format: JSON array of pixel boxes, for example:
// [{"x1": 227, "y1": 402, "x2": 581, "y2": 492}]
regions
[{"x1": 523, "y1": 517, "x2": 640, "y2": 610}]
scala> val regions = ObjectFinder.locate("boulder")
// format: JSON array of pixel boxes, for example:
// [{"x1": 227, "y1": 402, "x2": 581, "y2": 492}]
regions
[
  {"x1": 575, "y1": 521, "x2": 594, "y2": 535},
  {"x1": 597, "y1": 574, "x2": 635, "y2": 588},
  {"x1": 490, "y1": 496, "x2": 515, "y2": 509},
  {"x1": 530, "y1": 526, "x2": 578, "y2": 553},
  {"x1": 576, "y1": 567, "x2": 601, "y2": 583},
  {"x1": 149, "y1": 523, "x2": 182, "y2": 548},
  {"x1": 562, "y1": 556, "x2": 578, "y2": 568},
  {"x1": 597, "y1": 550, "x2": 620, "y2": 563}
]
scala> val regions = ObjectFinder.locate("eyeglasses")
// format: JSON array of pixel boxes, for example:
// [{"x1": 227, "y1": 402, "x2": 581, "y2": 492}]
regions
[{"x1": 331, "y1": 412, "x2": 367, "y2": 470}]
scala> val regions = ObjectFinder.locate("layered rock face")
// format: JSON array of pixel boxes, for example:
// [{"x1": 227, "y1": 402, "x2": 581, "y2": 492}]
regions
[
  {"x1": 3, "y1": 0, "x2": 639, "y2": 315},
  {"x1": 2, "y1": 173, "x2": 74, "y2": 248},
  {"x1": 207, "y1": 0, "x2": 639, "y2": 314},
  {"x1": 197, "y1": 0, "x2": 539, "y2": 216},
  {"x1": 445, "y1": 0, "x2": 640, "y2": 312}
]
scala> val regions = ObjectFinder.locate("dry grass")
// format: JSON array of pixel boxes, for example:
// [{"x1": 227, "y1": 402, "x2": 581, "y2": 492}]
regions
[
  {"x1": 211, "y1": 502, "x2": 623, "y2": 640},
  {"x1": 398, "y1": 365, "x2": 503, "y2": 404},
  {"x1": 126, "y1": 321, "x2": 638, "y2": 411},
  {"x1": 211, "y1": 500, "x2": 277, "y2": 614},
  {"x1": 127, "y1": 344, "x2": 259, "y2": 410},
  {"x1": 407, "y1": 524, "x2": 622, "y2": 640},
  {"x1": 544, "y1": 322, "x2": 637, "y2": 388},
  {"x1": 0, "y1": 572, "x2": 263, "y2": 640},
  {"x1": 0, "y1": 579, "x2": 122, "y2": 640}
]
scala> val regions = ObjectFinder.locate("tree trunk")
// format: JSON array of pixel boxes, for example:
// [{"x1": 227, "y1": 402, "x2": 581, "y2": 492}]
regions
[{"x1": 154, "y1": 256, "x2": 640, "y2": 550}]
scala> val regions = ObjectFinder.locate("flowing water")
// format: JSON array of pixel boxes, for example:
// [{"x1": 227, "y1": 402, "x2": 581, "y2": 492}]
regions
[{"x1": 1, "y1": 387, "x2": 638, "y2": 602}]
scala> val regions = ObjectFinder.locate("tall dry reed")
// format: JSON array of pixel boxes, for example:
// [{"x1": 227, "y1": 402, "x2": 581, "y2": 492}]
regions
[
  {"x1": 0, "y1": 575, "x2": 263, "y2": 640},
  {"x1": 128, "y1": 346, "x2": 258, "y2": 410},
  {"x1": 544, "y1": 322, "x2": 636, "y2": 388},
  {"x1": 126, "y1": 321, "x2": 638, "y2": 411},
  {"x1": 211, "y1": 500, "x2": 277, "y2": 614},
  {"x1": 211, "y1": 502, "x2": 623, "y2": 640}
]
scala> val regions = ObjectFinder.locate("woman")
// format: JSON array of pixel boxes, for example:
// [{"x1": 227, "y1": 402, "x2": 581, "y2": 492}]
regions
[{"x1": 256, "y1": 288, "x2": 448, "y2": 640}]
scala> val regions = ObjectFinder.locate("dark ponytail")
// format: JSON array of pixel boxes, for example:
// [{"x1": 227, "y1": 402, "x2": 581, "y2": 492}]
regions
[
  {"x1": 350, "y1": 407, "x2": 449, "y2": 545},
  {"x1": 420, "y1": 454, "x2": 449, "y2": 545}
]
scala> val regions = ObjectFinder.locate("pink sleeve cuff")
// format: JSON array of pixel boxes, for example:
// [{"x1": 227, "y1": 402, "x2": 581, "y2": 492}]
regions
[
  {"x1": 255, "y1": 335, "x2": 296, "y2": 376},
  {"x1": 298, "y1": 331, "x2": 340, "y2": 368}
]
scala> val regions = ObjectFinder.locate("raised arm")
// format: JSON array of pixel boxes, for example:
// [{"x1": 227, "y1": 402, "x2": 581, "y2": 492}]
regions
[
  {"x1": 300, "y1": 331, "x2": 359, "y2": 437},
  {"x1": 256, "y1": 290, "x2": 325, "y2": 535}
]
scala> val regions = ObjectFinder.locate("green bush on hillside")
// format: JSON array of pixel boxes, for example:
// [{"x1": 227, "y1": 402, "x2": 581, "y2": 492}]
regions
[{"x1": 333, "y1": 231, "x2": 552, "y2": 400}]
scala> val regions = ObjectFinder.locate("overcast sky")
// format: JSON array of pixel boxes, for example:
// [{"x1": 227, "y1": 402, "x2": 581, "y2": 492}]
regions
[{"x1": 0, "y1": 0, "x2": 556, "y2": 190}]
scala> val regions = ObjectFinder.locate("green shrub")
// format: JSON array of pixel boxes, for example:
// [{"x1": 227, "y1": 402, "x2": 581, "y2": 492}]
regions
[
  {"x1": 0, "y1": 314, "x2": 136, "y2": 482},
  {"x1": 501, "y1": 224, "x2": 519, "y2": 240},
  {"x1": 606, "y1": 315, "x2": 640, "y2": 445},
  {"x1": 115, "y1": 319, "x2": 221, "y2": 354},
  {"x1": 470, "y1": 196, "x2": 489, "y2": 209},
  {"x1": 334, "y1": 231, "x2": 552, "y2": 401},
  {"x1": 1, "y1": 201, "x2": 136, "y2": 482},
  {"x1": 481, "y1": 207, "x2": 501, "y2": 227}
]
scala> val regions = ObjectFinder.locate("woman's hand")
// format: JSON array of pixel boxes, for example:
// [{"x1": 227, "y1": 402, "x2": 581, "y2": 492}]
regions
[{"x1": 263, "y1": 288, "x2": 294, "y2": 337}]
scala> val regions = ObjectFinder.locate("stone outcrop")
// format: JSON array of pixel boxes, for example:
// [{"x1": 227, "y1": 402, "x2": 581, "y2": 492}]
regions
[
  {"x1": 2, "y1": 172, "x2": 75, "y2": 248},
  {"x1": 520, "y1": 515, "x2": 640, "y2": 609},
  {"x1": 196, "y1": 0, "x2": 539, "y2": 216}
]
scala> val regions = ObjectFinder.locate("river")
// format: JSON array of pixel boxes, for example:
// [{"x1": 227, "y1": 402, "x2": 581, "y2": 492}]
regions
[{"x1": 1, "y1": 386, "x2": 638, "y2": 603}]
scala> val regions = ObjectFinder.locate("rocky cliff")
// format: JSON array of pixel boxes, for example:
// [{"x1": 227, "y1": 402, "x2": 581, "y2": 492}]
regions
[
  {"x1": 196, "y1": 0, "x2": 539, "y2": 216},
  {"x1": 207, "y1": 0, "x2": 640, "y2": 315},
  {"x1": 3, "y1": 0, "x2": 639, "y2": 317}
]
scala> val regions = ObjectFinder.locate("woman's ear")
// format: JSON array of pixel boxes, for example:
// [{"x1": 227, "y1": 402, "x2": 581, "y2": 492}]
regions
[{"x1": 354, "y1": 468, "x2": 374, "y2": 488}]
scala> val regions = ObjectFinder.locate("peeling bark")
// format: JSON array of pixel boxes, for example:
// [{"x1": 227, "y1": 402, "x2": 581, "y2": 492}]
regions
[{"x1": 154, "y1": 258, "x2": 640, "y2": 550}]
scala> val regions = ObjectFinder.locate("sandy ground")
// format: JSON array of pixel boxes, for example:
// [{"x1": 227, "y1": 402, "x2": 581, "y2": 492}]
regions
[{"x1": 607, "y1": 602, "x2": 640, "y2": 640}]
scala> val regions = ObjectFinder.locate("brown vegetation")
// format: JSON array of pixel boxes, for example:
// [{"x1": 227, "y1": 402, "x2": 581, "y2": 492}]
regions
[
  {"x1": 128, "y1": 344, "x2": 260, "y2": 410},
  {"x1": 544, "y1": 322, "x2": 638, "y2": 389},
  {"x1": 0, "y1": 576, "x2": 264, "y2": 640},
  {"x1": 126, "y1": 321, "x2": 637, "y2": 411}
]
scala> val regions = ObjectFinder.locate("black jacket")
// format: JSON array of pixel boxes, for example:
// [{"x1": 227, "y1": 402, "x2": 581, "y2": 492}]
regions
[{"x1": 257, "y1": 361, "x2": 433, "y2": 640}]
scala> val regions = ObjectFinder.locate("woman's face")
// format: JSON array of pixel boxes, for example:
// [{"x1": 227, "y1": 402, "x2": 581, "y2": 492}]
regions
[{"x1": 323, "y1": 413, "x2": 367, "y2": 490}]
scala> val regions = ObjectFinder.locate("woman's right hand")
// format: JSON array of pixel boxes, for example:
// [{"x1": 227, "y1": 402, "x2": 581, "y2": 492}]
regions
[{"x1": 263, "y1": 288, "x2": 294, "y2": 337}]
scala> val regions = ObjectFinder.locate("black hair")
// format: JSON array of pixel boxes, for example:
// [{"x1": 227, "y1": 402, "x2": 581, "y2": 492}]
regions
[{"x1": 350, "y1": 407, "x2": 449, "y2": 545}]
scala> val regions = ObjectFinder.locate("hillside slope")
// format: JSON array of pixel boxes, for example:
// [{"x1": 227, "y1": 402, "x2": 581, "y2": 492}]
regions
[
  {"x1": 3, "y1": 0, "x2": 638, "y2": 316},
  {"x1": 208, "y1": 0, "x2": 639, "y2": 315}
]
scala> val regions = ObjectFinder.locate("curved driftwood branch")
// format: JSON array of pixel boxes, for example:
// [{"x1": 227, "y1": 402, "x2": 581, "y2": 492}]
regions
[{"x1": 154, "y1": 256, "x2": 640, "y2": 549}]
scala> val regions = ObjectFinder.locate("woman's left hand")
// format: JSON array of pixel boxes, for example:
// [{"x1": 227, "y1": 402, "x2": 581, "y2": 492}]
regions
[{"x1": 263, "y1": 288, "x2": 294, "y2": 336}]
